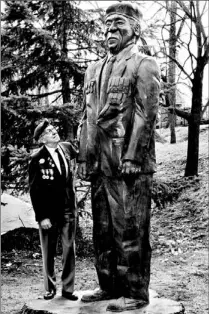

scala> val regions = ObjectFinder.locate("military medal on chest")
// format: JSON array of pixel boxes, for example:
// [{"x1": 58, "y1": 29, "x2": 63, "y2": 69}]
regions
[
  {"x1": 49, "y1": 169, "x2": 54, "y2": 180},
  {"x1": 48, "y1": 157, "x2": 55, "y2": 168},
  {"x1": 39, "y1": 157, "x2": 55, "y2": 180},
  {"x1": 41, "y1": 169, "x2": 46, "y2": 179},
  {"x1": 45, "y1": 169, "x2": 49, "y2": 179}
]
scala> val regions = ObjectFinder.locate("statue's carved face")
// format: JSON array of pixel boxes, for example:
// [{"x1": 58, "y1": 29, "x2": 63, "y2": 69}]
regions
[{"x1": 104, "y1": 14, "x2": 135, "y2": 53}]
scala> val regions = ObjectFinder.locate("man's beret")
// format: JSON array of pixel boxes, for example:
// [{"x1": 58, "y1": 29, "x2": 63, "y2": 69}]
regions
[
  {"x1": 105, "y1": 2, "x2": 143, "y2": 22},
  {"x1": 33, "y1": 119, "x2": 50, "y2": 141}
]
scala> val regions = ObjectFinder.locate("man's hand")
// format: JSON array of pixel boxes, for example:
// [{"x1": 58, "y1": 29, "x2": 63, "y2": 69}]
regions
[
  {"x1": 40, "y1": 218, "x2": 52, "y2": 230},
  {"x1": 121, "y1": 161, "x2": 141, "y2": 175},
  {"x1": 78, "y1": 161, "x2": 99, "y2": 180},
  {"x1": 78, "y1": 162, "x2": 87, "y2": 180}
]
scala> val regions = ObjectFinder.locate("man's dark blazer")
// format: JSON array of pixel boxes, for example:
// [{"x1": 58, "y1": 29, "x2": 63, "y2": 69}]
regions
[{"x1": 29, "y1": 142, "x2": 77, "y2": 223}]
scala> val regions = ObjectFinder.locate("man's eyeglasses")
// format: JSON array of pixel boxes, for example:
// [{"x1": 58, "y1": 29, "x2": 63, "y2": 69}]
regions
[{"x1": 42, "y1": 127, "x2": 58, "y2": 137}]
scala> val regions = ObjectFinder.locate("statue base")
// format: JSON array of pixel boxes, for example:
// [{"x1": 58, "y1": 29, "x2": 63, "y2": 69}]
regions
[{"x1": 19, "y1": 289, "x2": 185, "y2": 314}]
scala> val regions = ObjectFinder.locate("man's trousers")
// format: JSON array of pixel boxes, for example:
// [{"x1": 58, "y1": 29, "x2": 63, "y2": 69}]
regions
[
  {"x1": 39, "y1": 213, "x2": 76, "y2": 293},
  {"x1": 91, "y1": 174, "x2": 153, "y2": 302}
]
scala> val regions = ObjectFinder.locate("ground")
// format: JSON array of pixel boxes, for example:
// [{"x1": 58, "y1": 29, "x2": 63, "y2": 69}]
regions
[{"x1": 1, "y1": 126, "x2": 208, "y2": 314}]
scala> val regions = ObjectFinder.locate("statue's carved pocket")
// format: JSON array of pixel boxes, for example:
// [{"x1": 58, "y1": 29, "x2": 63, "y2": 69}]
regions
[{"x1": 107, "y1": 77, "x2": 131, "y2": 104}]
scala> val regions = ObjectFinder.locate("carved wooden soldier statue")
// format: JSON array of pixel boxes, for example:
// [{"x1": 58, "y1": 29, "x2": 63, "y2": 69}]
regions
[{"x1": 78, "y1": 2, "x2": 161, "y2": 312}]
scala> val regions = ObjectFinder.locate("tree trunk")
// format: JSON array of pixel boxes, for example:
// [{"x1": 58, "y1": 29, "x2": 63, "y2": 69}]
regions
[
  {"x1": 61, "y1": 1, "x2": 74, "y2": 141},
  {"x1": 168, "y1": 1, "x2": 177, "y2": 144},
  {"x1": 185, "y1": 67, "x2": 203, "y2": 177},
  {"x1": 61, "y1": 2, "x2": 70, "y2": 104},
  {"x1": 168, "y1": 111, "x2": 176, "y2": 143}
]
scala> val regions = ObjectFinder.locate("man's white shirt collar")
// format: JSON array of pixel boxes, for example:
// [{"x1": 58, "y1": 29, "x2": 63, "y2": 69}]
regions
[
  {"x1": 46, "y1": 146, "x2": 57, "y2": 155},
  {"x1": 45, "y1": 145, "x2": 68, "y2": 175}
]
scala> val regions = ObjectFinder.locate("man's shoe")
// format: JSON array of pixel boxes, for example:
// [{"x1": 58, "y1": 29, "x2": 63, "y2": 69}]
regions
[
  {"x1": 43, "y1": 290, "x2": 56, "y2": 300},
  {"x1": 62, "y1": 291, "x2": 78, "y2": 301},
  {"x1": 106, "y1": 296, "x2": 148, "y2": 312},
  {"x1": 81, "y1": 288, "x2": 113, "y2": 303}
]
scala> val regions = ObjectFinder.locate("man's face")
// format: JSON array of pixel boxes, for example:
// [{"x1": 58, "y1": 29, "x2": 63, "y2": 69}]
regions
[
  {"x1": 40, "y1": 125, "x2": 60, "y2": 145},
  {"x1": 105, "y1": 14, "x2": 135, "y2": 53}
]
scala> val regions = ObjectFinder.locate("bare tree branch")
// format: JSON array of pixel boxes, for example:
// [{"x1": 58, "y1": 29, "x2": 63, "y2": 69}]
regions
[
  {"x1": 168, "y1": 107, "x2": 191, "y2": 121},
  {"x1": 187, "y1": 16, "x2": 196, "y2": 73},
  {"x1": 164, "y1": 50, "x2": 192, "y2": 82},
  {"x1": 26, "y1": 86, "x2": 83, "y2": 99},
  {"x1": 27, "y1": 89, "x2": 63, "y2": 98},
  {"x1": 201, "y1": 99, "x2": 209, "y2": 117},
  {"x1": 145, "y1": 2, "x2": 166, "y2": 22},
  {"x1": 202, "y1": 43, "x2": 209, "y2": 65},
  {"x1": 196, "y1": 1, "x2": 207, "y2": 41},
  {"x1": 200, "y1": 119, "x2": 209, "y2": 125},
  {"x1": 51, "y1": 93, "x2": 62, "y2": 104},
  {"x1": 193, "y1": 3, "x2": 203, "y2": 59},
  {"x1": 176, "y1": 14, "x2": 186, "y2": 38},
  {"x1": 176, "y1": 0, "x2": 195, "y2": 22}
]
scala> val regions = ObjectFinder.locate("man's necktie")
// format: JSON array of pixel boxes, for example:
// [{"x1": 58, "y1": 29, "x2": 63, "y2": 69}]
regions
[
  {"x1": 100, "y1": 56, "x2": 116, "y2": 109},
  {"x1": 55, "y1": 148, "x2": 66, "y2": 179}
]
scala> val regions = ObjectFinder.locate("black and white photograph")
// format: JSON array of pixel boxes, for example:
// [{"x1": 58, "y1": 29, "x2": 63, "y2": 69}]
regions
[{"x1": 1, "y1": 1, "x2": 208, "y2": 313}]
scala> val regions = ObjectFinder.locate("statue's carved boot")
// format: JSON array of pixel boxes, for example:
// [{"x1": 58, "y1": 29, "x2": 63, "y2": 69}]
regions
[
  {"x1": 81, "y1": 288, "x2": 114, "y2": 303},
  {"x1": 106, "y1": 296, "x2": 148, "y2": 312}
]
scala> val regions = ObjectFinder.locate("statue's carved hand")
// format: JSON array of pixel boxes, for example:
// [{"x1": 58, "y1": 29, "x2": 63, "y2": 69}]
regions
[
  {"x1": 78, "y1": 162, "x2": 87, "y2": 180},
  {"x1": 121, "y1": 161, "x2": 141, "y2": 175}
]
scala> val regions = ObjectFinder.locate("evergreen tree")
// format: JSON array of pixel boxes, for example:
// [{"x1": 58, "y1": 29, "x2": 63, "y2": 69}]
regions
[{"x1": 1, "y1": 0, "x2": 104, "y2": 193}]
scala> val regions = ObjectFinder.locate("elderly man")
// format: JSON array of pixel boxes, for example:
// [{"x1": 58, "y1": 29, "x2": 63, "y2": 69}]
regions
[
  {"x1": 78, "y1": 2, "x2": 160, "y2": 312},
  {"x1": 29, "y1": 119, "x2": 78, "y2": 301}
]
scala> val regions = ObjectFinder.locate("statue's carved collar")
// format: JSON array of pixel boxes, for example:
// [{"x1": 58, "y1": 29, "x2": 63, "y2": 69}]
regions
[{"x1": 107, "y1": 43, "x2": 138, "y2": 63}]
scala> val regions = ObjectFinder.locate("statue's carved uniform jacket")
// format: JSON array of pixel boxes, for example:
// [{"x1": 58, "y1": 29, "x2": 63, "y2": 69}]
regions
[
  {"x1": 78, "y1": 44, "x2": 161, "y2": 301},
  {"x1": 79, "y1": 44, "x2": 160, "y2": 176}
]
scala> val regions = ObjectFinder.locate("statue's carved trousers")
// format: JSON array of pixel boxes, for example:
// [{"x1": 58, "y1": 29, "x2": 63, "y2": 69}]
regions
[{"x1": 91, "y1": 174, "x2": 153, "y2": 302}]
